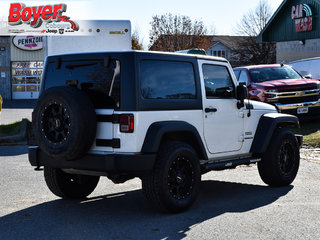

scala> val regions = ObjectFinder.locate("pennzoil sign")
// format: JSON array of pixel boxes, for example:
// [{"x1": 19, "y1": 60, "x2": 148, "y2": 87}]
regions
[
  {"x1": 291, "y1": 4, "x2": 313, "y2": 32},
  {"x1": 12, "y1": 36, "x2": 43, "y2": 51}
]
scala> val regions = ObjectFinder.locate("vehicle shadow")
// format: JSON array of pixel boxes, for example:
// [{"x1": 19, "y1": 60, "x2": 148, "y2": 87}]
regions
[
  {"x1": 0, "y1": 180, "x2": 293, "y2": 240},
  {"x1": 2, "y1": 100, "x2": 37, "y2": 109},
  {"x1": 0, "y1": 145, "x2": 28, "y2": 156}
]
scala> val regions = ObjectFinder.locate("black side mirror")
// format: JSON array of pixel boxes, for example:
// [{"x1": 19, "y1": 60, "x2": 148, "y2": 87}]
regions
[
  {"x1": 236, "y1": 83, "x2": 248, "y2": 109},
  {"x1": 236, "y1": 83, "x2": 248, "y2": 101}
]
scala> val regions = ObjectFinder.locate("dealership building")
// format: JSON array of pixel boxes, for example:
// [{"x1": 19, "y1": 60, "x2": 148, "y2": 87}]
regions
[
  {"x1": 259, "y1": 0, "x2": 320, "y2": 63},
  {"x1": 0, "y1": 36, "x2": 45, "y2": 100},
  {"x1": 0, "y1": 20, "x2": 131, "y2": 100}
]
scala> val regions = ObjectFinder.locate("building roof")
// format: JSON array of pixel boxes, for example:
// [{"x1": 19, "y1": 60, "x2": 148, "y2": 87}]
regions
[
  {"x1": 205, "y1": 35, "x2": 253, "y2": 50},
  {"x1": 149, "y1": 34, "x2": 253, "y2": 51},
  {"x1": 258, "y1": 0, "x2": 320, "y2": 42}
]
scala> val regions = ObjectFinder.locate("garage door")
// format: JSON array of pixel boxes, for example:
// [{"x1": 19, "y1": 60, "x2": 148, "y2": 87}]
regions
[{"x1": 12, "y1": 61, "x2": 43, "y2": 99}]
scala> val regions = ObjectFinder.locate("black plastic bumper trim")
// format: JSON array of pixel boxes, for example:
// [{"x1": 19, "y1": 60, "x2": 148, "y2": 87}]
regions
[
  {"x1": 96, "y1": 139, "x2": 120, "y2": 148},
  {"x1": 28, "y1": 147, "x2": 156, "y2": 174},
  {"x1": 96, "y1": 114, "x2": 119, "y2": 123}
]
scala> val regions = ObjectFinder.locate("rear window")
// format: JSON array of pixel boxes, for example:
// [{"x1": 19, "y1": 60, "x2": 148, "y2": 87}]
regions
[
  {"x1": 249, "y1": 66, "x2": 301, "y2": 83},
  {"x1": 140, "y1": 60, "x2": 196, "y2": 99},
  {"x1": 44, "y1": 58, "x2": 121, "y2": 108}
]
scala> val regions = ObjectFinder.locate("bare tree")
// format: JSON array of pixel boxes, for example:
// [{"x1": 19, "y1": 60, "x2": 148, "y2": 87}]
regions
[
  {"x1": 208, "y1": 23, "x2": 217, "y2": 35},
  {"x1": 149, "y1": 13, "x2": 210, "y2": 51},
  {"x1": 132, "y1": 28, "x2": 144, "y2": 50},
  {"x1": 234, "y1": 0, "x2": 276, "y2": 65}
]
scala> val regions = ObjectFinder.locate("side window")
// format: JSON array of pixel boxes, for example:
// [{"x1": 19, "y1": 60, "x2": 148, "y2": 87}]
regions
[
  {"x1": 238, "y1": 70, "x2": 249, "y2": 86},
  {"x1": 202, "y1": 64, "x2": 235, "y2": 98},
  {"x1": 140, "y1": 60, "x2": 196, "y2": 99},
  {"x1": 233, "y1": 70, "x2": 240, "y2": 80}
]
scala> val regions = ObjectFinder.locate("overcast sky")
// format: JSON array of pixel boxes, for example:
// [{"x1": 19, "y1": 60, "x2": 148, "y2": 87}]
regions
[{"x1": 0, "y1": 0, "x2": 284, "y2": 47}]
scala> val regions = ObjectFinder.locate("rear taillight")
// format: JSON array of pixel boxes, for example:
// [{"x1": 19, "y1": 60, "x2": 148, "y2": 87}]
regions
[{"x1": 119, "y1": 114, "x2": 134, "y2": 133}]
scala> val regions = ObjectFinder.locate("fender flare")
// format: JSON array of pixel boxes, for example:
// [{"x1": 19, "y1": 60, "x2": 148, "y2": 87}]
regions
[
  {"x1": 141, "y1": 121, "x2": 208, "y2": 160},
  {"x1": 250, "y1": 113, "x2": 299, "y2": 154}
]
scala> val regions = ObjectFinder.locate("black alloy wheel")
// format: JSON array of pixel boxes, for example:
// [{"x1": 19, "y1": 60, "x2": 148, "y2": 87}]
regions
[
  {"x1": 167, "y1": 155, "x2": 196, "y2": 201},
  {"x1": 41, "y1": 102, "x2": 71, "y2": 144},
  {"x1": 279, "y1": 140, "x2": 295, "y2": 176}
]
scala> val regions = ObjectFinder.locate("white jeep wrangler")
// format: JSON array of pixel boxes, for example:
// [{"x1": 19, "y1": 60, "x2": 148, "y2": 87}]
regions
[{"x1": 29, "y1": 51, "x2": 301, "y2": 213}]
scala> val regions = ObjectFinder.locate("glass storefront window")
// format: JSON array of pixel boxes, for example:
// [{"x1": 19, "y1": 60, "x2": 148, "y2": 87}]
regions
[
  {"x1": 26, "y1": 85, "x2": 37, "y2": 91},
  {"x1": 11, "y1": 61, "x2": 44, "y2": 69},
  {"x1": 12, "y1": 77, "x2": 25, "y2": 84},
  {"x1": 26, "y1": 77, "x2": 39, "y2": 84},
  {"x1": 12, "y1": 85, "x2": 26, "y2": 92},
  {"x1": 12, "y1": 61, "x2": 43, "y2": 96}
]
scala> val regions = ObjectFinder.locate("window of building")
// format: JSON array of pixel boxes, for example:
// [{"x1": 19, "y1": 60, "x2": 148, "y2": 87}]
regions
[{"x1": 11, "y1": 61, "x2": 44, "y2": 98}]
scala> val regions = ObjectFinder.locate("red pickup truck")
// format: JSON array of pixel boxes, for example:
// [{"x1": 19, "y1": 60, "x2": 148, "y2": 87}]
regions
[{"x1": 233, "y1": 64, "x2": 320, "y2": 116}]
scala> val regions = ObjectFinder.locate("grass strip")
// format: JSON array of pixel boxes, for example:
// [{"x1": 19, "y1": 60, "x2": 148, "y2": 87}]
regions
[
  {"x1": 0, "y1": 121, "x2": 22, "y2": 137},
  {"x1": 303, "y1": 131, "x2": 320, "y2": 148}
]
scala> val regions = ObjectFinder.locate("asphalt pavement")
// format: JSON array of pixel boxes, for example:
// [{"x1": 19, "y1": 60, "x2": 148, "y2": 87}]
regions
[
  {"x1": 0, "y1": 101, "x2": 319, "y2": 239},
  {"x1": 0, "y1": 145, "x2": 319, "y2": 240},
  {"x1": 1, "y1": 100, "x2": 36, "y2": 125}
]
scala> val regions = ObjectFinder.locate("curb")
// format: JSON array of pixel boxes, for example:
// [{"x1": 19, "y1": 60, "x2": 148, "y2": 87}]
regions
[{"x1": 0, "y1": 118, "x2": 29, "y2": 146}]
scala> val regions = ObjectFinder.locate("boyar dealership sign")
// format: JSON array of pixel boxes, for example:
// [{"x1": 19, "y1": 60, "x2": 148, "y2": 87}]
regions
[
  {"x1": 291, "y1": 4, "x2": 313, "y2": 32},
  {"x1": 12, "y1": 36, "x2": 43, "y2": 51},
  {"x1": 7, "y1": 3, "x2": 79, "y2": 31}
]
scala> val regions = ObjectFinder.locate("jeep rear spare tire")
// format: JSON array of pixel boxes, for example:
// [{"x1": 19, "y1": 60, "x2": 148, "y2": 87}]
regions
[{"x1": 33, "y1": 86, "x2": 96, "y2": 160}]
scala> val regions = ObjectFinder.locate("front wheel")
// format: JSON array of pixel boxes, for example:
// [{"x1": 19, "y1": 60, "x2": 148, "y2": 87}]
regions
[
  {"x1": 44, "y1": 167, "x2": 100, "y2": 199},
  {"x1": 142, "y1": 142, "x2": 201, "y2": 213},
  {"x1": 258, "y1": 129, "x2": 300, "y2": 186}
]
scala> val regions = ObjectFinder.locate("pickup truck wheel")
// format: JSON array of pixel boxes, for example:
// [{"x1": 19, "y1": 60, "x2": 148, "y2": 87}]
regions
[
  {"x1": 258, "y1": 129, "x2": 300, "y2": 186},
  {"x1": 33, "y1": 86, "x2": 96, "y2": 160},
  {"x1": 44, "y1": 167, "x2": 100, "y2": 199},
  {"x1": 142, "y1": 142, "x2": 201, "y2": 213}
]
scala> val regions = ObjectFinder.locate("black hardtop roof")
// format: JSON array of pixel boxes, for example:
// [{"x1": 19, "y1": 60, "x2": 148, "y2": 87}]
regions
[{"x1": 46, "y1": 50, "x2": 228, "y2": 63}]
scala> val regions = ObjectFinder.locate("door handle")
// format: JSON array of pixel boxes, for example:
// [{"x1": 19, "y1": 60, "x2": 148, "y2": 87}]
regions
[{"x1": 205, "y1": 107, "x2": 217, "y2": 113}]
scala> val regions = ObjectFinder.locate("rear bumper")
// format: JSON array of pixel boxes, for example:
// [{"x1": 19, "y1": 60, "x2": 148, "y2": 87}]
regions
[
  {"x1": 28, "y1": 146, "x2": 156, "y2": 174},
  {"x1": 275, "y1": 99, "x2": 320, "y2": 115}
]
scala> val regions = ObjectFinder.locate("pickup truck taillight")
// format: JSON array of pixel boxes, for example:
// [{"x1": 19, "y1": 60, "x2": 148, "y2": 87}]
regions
[{"x1": 119, "y1": 114, "x2": 134, "y2": 133}]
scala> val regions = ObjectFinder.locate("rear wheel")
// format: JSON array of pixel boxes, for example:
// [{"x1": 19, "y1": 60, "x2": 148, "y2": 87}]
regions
[
  {"x1": 142, "y1": 142, "x2": 201, "y2": 213},
  {"x1": 258, "y1": 129, "x2": 300, "y2": 186},
  {"x1": 44, "y1": 166, "x2": 100, "y2": 199}
]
